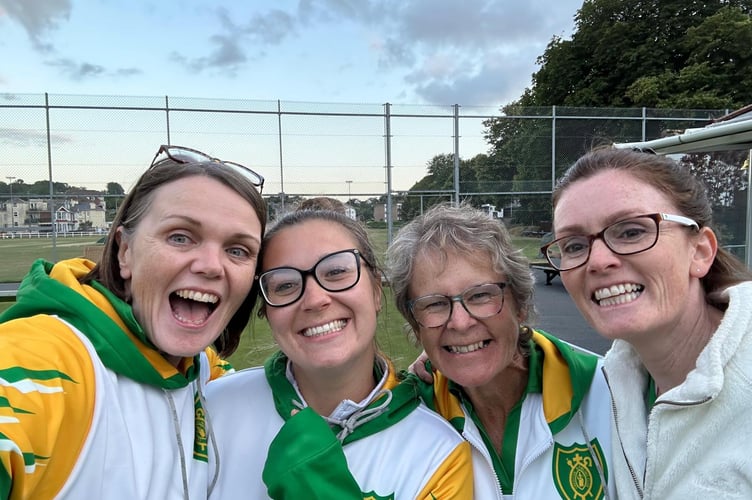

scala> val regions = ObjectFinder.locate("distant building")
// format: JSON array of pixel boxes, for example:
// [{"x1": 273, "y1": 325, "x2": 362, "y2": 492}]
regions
[
  {"x1": 1, "y1": 197, "x2": 25, "y2": 229},
  {"x1": 344, "y1": 205, "x2": 357, "y2": 220},
  {"x1": 480, "y1": 203, "x2": 504, "y2": 219},
  {"x1": 373, "y1": 202, "x2": 402, "y2": 222}
]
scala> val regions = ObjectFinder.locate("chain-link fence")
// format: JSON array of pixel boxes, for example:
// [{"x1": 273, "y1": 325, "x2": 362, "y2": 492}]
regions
[{"x1": 0, "y1": 93, "x2": 744, "y2": 261}]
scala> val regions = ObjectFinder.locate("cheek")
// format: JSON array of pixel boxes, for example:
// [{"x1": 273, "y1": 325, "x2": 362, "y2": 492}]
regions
[{"x1": 265, "y1": 309, "x2": 291, "y2": 333}]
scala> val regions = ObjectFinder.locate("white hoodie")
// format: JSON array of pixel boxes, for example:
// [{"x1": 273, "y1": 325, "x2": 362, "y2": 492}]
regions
[{"x1": 604, "y1": 281, "x2": 752, "y2": 499}]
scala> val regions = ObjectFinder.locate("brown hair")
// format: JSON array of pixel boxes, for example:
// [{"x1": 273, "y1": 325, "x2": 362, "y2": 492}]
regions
[
  {"x1": 552, "y1": 147, "x2": 752, "y2": 302},
  {"x1": 82, "y1": 157, "x2": 267, "y2": 357},
  {"x1": 297, "y1": 197, "x2": 347, "y2": 214}
]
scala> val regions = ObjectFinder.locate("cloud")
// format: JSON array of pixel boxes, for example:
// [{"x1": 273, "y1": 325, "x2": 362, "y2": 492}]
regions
[
  {"x1": 0, "y1": 127, "x2": 71, "y2": 147},
  {"x1": 368, "y1": 0, "x2": 580, "y2": 105},
  {"x1": 179, "y1": 0, "x2": 579, "y2": 105},
  {"x1": 0, "y1": 0, "x2": 72, "y2": 52},
  {"x1": 172, "y1": 5, "x2": 295, "y2": 74},
  {"x1": 47, "y1": 58, "x2": 141, "y2": 81}
]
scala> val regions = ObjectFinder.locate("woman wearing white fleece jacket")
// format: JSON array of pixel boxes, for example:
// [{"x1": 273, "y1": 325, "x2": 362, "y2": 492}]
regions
[{"x1": 546, "y1": 147, "x2": 752, "y2": 499}]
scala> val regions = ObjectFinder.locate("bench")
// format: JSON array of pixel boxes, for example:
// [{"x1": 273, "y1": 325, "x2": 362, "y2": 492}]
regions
[{"x1": 530, "y1": 262, "x2": 560, "y2": 286}]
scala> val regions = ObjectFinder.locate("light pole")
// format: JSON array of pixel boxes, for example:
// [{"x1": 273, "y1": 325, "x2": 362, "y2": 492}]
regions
[
  {"x1": 346, "y1": 180, "x2": 352, "y2": 202},
  {"x1": 5, "y1": 176, "x2": 15, "y2": 229}
]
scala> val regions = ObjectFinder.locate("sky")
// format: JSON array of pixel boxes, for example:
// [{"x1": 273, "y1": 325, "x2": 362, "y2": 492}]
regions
[{"x1": 0, "y1": 0, "x2": 583, "y2": 107}]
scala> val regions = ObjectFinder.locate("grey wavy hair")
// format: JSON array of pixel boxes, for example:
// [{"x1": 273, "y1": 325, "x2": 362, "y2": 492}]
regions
[{"x1": 386, "y1": 202, "x2": 536, "y2": 349}]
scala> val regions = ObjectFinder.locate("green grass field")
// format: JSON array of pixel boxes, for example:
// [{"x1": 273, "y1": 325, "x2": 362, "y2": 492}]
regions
[{"x1": 0, "y1": 228, "x2": 543, "y2": 371}]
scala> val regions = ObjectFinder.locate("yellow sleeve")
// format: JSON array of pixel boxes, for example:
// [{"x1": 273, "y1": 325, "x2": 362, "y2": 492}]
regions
[
  {"x1": 415, "y1": 441, "x2": 474, "y2": 499},
  {"x1": 0, "y1": 315, "x2": 96, "y2": 500},
  {"x1": 204, "y1": 348, "x2": 234, "y2": 380}
]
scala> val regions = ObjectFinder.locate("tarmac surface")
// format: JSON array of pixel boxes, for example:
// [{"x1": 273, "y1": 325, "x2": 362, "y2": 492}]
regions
[{"x1": 529, "y1": 270, "x2": 613, "y2": 356}]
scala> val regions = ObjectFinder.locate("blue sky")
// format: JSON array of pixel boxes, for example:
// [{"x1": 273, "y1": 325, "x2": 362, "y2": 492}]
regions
[{"x1": 0, "y1": 0, "x2": 583, "y2": 106}]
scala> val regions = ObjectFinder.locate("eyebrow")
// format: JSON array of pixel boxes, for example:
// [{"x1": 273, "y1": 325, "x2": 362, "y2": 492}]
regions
[
  {"x1": 162, "y1": 214, "x2": 261, "y2": 244},
  {"x1": 554, "y1": 210, "x2": 646, "y2": 235}
]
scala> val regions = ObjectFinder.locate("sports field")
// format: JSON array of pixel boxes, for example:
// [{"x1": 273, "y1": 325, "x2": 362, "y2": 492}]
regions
[{"x1": 0, "y1": 229, "x2": 542, "y2": 371}]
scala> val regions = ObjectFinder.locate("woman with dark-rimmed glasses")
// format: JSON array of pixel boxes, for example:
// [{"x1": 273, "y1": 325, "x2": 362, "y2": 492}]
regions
[
  {"x1": 0, "y1": 145, "x2": 266, "y2": 499},
  {"x1": 205, "y1": 209, "x2": 473, "y2": 499},
  {"x1": 549, "y1": 147, "x2": 752, "y2": 499},
  {"x1": 389, "y1": 203, "x2": 616, "y2": 499}
]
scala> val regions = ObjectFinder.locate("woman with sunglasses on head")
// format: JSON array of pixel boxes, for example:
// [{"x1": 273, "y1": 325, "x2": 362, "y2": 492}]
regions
[
  {"x1": 0, "y1": 145, "x2": 267, "y2": 499},
  {"x1": 389, "y1": 203, "x2": 615, "y2": 499},
  {"x1": 546, "y1": 147, "x2": 752, "y2": 499},
  {"x1": 205, "y1": 209, "x2": 473, "y2": 499}
]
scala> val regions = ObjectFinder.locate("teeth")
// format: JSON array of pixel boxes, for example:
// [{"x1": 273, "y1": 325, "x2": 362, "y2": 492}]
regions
[
  {"x1": 593, "y1": 283, "x2": 643, "y2": 306},
  {"x1": 173, "y1": 313, "x2": 207, "y2": 325},
  {"x1": 175, "y1": 289, "x2": 219, "y2": 304},
  {"x1": 302, "y1": 320, "x2": 346, "y2": 337},
  {"x1": 447, "y1": 340, "x2": 487, "y2": 354}
]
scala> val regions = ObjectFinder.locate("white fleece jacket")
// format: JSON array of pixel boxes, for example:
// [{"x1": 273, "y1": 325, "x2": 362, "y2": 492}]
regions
[{"x1": 604, "y1": 281, "x2": 752, "y2": 499}]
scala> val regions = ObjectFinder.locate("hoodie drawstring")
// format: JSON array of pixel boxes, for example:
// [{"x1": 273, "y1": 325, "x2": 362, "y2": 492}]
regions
[{"x1": 578, "y1": 409, "x2": 609, "y2": 499}]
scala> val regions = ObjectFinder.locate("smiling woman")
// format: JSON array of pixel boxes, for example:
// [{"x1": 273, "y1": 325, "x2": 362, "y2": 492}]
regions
[
  {"x1": 551, "y1": 147, "x2": 752, "y2": 499},
  {"x1": 0, "y1": 145, "x2": 268, "y2": 499},
  {"x1": 388, "y1": 203, "x2": 616, "y2": 499},
  {"x1": 205, "y1": 209, "x2": 474, "y2": 499}
]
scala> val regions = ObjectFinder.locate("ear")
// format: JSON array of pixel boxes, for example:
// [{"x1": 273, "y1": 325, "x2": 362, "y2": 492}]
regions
[
  {"x1": 373, "y1": 283, "x2": 383, "y2": 313},
  {"x1": 116, "y1": 227, "x2": 133, "y2": 280},
  {"x1": 690, "y1": 226, "x2": 718, "y2": 278}
]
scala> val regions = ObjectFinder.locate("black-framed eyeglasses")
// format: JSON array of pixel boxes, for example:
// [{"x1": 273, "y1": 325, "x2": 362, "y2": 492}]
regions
[
  {"x1": 542, "y1": 212, "x2": 699, "y2": 272},
  {"x1": 408, "y1": 282, "x2": 507, "y2": 329},
  {"x1": 258, "y1": 249, "x2": 371, "y2": 307},
  {"x1": 150, "y1": 144, "x2": 265, "y2": 193}
]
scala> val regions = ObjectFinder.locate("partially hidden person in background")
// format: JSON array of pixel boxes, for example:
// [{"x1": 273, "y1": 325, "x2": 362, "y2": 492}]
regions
[
  {"x1": 206, "y1": 209, "x2": 474, "y2": 499},
  {"x1": 297, "y1": 196, "x2": 348, "y2": 214},
  {"x1": 544, "y1": 147, "x2": 752, "y2": 499},
  {"x1": 388, "y1": 203, "x2": 615, "y2": 499},
  {"x1": 0, "y1": 145, "x2": 267, "y2": 499}
]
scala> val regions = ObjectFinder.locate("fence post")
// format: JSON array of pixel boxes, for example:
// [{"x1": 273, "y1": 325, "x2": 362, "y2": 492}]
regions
[
  {"x1": 278, "y1": 99, "x2": 286, "y2": 213},
  {"x1": 45, "y1": 93, "x2": 58, "y2": 262},
  {"x1": 384, "y1": 103, "x2": 393, "y2": 245},
  {"x1": 453, "y1": 104, "x2": 460, "y2": 205}
]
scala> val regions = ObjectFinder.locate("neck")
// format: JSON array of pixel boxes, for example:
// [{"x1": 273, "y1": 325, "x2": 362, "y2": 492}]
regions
[
  {"x1": 464, "y1": 352, "x2": 529, "y2": 454},
  {"x1": 634, "y1": 302, "x2": 723, "y2": 394},
  {"x1": 293, "y1": 353, "x2": 379, "y2": 416}
]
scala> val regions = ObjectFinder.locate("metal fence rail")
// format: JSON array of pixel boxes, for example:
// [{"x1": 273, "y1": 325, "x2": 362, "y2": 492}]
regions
[{"x1": 0, "y1": 93, "x2": 744, "y2": 262}]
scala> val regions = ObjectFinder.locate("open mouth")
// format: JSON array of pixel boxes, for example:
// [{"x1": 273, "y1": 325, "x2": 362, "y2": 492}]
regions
[
  {"x1": 170, "y1": 289, "x2": 219, "y2": 325},
  {"x1": 443, "y1": 339, "x2": 491, "y2": 354},
  {"x1": 301, "y1": 319, "x2": 347, "y2": 338},
  {"x1": 593, "y1": 283, "x2": 644, "y2": 307}
]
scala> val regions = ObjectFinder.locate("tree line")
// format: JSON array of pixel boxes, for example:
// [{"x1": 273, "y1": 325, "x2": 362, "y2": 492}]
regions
[{"x1": 401, "y1": 0, "x2": 752, "y2": 223}]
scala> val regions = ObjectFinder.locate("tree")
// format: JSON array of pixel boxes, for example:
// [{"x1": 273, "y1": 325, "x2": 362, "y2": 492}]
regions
[
  {"x1": 106, "y1": 182, "x2": 126, "y2": 211},
  {"x1": 107, "y1": 182, "x2": 125, "y2": 195},
  {"x1": 679, "y1": 151, "x2": 748, "y2": 207},
  {"x1": 528, "y1": 0, "x2": 752, "y2": 108}
]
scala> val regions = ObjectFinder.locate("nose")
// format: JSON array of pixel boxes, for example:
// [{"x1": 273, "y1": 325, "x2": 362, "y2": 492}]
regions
[
  {"x1": 586, "y1": 237, "x2": 620, "y2": 272},
  {"x1": 444, "y1": 298, "x2": 476, "y2": 330},
  {"x1": 191, "y1": 244, "x2": 225, "y2": 278},
  {"x1": 300, "y1": 274, "x2": 331, "y2": 310}
]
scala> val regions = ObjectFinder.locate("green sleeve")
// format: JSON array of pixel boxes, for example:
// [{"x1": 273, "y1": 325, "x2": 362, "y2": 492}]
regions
[{"x1": 262, "y1": 407, "x2": 363, "y2": 499}]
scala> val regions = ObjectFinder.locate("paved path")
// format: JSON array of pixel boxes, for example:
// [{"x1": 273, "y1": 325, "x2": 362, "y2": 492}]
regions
[{"x1": 530, "y1": 271, "x2": 612, "y2": 356}]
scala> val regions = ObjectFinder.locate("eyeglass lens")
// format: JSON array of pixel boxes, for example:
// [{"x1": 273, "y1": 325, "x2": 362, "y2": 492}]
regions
[
  {"x1": 411, "y1": 283, "x2": 505, "y2": 328},
  {"x1": 545, "y1": 215, "x2": 660, "y2": 271},
  {"x1": 260, "y1": 250, "x2": 361, "y2": 306}
]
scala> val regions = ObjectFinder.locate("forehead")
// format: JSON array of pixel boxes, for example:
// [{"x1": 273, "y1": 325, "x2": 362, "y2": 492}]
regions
[
  {"x1": 263, "y1": 219, "x2": 359, "y2": 268},
  {"x1": 411, "y1": 247, "x2": 497, "y2": 292},
  {"x1": 554, "y1": 170, "x2": 675, "y2": 231}
]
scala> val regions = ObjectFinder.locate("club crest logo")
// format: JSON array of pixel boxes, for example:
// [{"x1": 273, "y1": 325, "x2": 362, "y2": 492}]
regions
[{"x1": 552, "y1": 440, "x2": 608, "y2": 500}]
